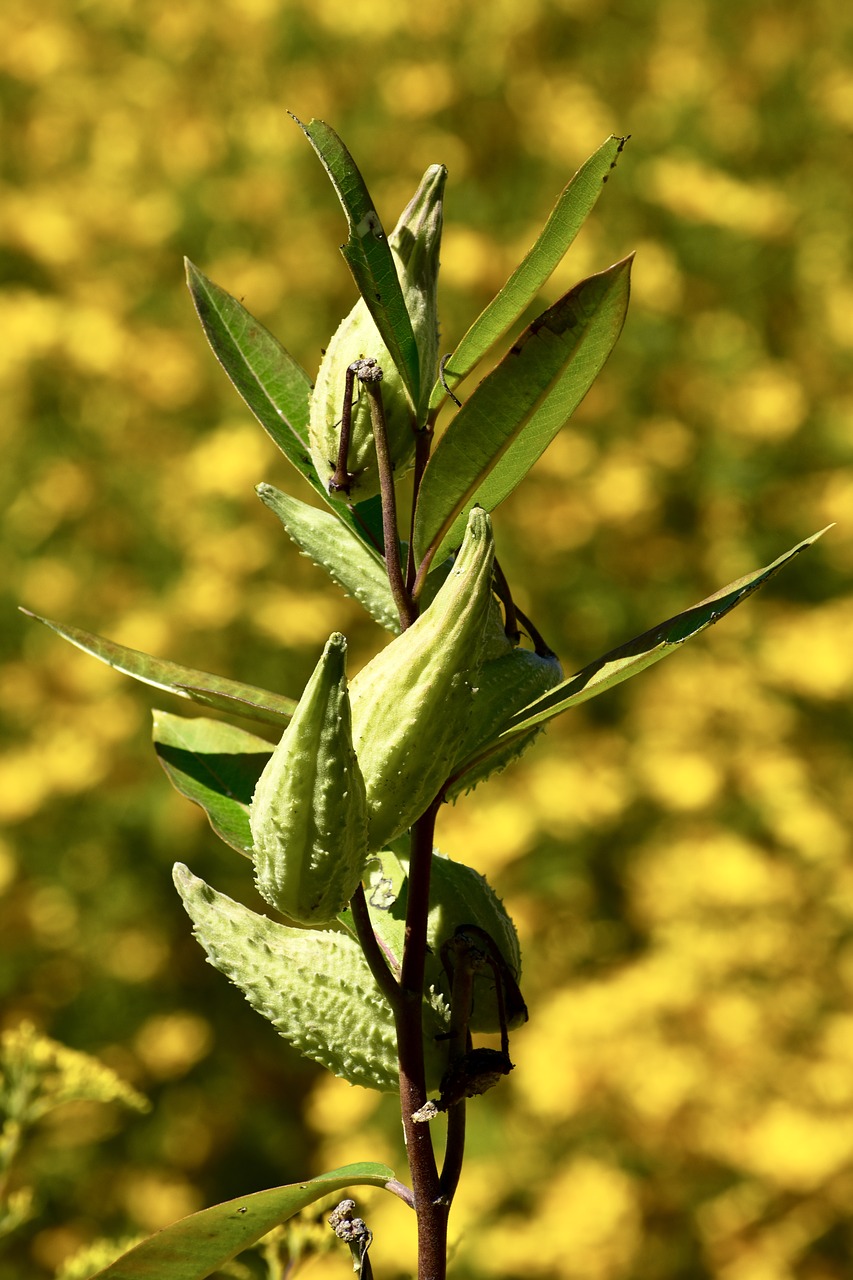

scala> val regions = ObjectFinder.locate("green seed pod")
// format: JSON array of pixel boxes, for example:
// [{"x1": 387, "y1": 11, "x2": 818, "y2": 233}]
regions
[
  {"x1": 174, "y1": 863, "x2": 450, "y2": 1092},
  {"x1": 349, "y1": 508, "x2": 496, "y2": 850},
  {"x1": 309, "y1": 164, "x2": 446, "y2": 501},
  {"x1": 360, "y1": 848, "x2": 523, "y2": 1041},
  {"x1": 446, "y1": 645, "x2": 564, "y2": 800},
  {"x1": 249, "y1": 633, "x2": 369, "y2": 926},
  {"x1": 425, "y1": 852, "x2": 526, "y2": 1034}
]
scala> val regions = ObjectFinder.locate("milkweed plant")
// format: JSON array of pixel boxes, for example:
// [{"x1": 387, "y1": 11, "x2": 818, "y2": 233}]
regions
[{"x1": 23, "y1": 117, "x2": 826, "y2": 1280}]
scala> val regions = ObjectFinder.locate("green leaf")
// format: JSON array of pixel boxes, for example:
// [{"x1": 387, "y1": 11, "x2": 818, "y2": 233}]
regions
[
  {"x1": 186, "y1": 260, "x2": 388, "y2": 555},
  {"x1": 430, "y1": 135, "x2": 628, "y2": 411},
  {"x1": 256, "y1": 483, "x2": 398, "y2": 632},
  {"x1": 91, "y1": 1163, "x2": 398, "y2": 1280},
  {"x1": 184, "y1": 260, "x2": 319, "y2": 489},
  {"x1": 337, "y1": 846, "x2": 409, "y2": 964},
  {"x1": 153, "y1": 712, "x2": 272, "y2": 858},
  {"x1": 413, "y1": 257, "x2": 633, "y2": 568},
  {"x1": 497, "y1": 528, "x2": 831, "y2": 741},
  {"x1": 292, "y1": 114, "x2": 420, "y2": 405},
  {"x1": 21, "y1": 611, "x2": 295, "y2": 728}
]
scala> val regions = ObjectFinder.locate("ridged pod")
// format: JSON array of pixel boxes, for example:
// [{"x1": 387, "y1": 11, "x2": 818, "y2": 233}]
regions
[
  {"x1": 446, "y1": 645, "x2": 564, "y2": 799},
  {"x1": 364, "y1": 847, "x2": 525, "y2": 1036},
  {"x1": 309, "y1": 165, "x2": 446, "y2": 501},
  {"x1": 426, "y1": 853, "x2": 525, "y2": 1033},
  {"x1": 349, "y1": 509, "x2": 496, "y2": 850},
  {"x1": 173, "y1": 863, "x2": 450, "y2": 1092},
  {"x1": 249, "y1": 633, "x2": 369, "y2": 926}
]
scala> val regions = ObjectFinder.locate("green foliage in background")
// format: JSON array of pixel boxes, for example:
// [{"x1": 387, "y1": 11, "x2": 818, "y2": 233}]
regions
[{"x1": 2, "y1": 1, "x2": 851, "y2": 1278}]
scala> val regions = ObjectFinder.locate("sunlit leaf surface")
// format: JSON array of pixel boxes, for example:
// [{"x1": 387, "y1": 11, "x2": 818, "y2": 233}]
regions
[
  {"x1": 153, "y1": 711, "x2": 272, "y2": 857},
  {"x1": 22, "y1": 611, "x2": 295, "y2": 727},
  {"x1": 431, "y1": 134, "x2": 628, "y2": 410},
  {"x1": 414, "y1": 258, "x2": 632, "y2": 566},
  {"x1": 92, "y1": 1164, "x2": 397, "y2": 1280}
]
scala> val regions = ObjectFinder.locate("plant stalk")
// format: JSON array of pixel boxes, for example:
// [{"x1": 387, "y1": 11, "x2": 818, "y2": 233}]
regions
[
  {"x1": 396, "y1": 799, "x2": 449, "y2": 1280},
  {"x1": 350, "y1": 883, "x2": 402, "y2": 1012},
  {"x1": 362, "y1": 373, "x2": 418, "y2": 631},
  {"x1": 406, "y1": 424, "x2": 434, "y2": 593},
  {"x1": 328, "y1": 362, "x2": 360, "y2": 494}
]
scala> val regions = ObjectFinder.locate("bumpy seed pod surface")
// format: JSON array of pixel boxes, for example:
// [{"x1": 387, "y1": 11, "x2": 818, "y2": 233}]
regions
[
  {"x1": 424, "y1": 852, "x2": 526, "y2": 1034},
  {"x1": 249, "y1": 632, "x2": 369, "y2": 926},
  {"x1": 359, "y1": 847, "x2": 523, "y2": 1041},
  {"x1": 174, "y1": 863, "x2": 449, "y2": 1092},
  {"x1": 349, "y1": 508, "x2": 496, "y2": 850},
  {"x1": 309, "y1": 165, "x2": 445, "y2": 501},
  {"x1": 446, "y1": 645, "x2": 564, "y2": 799}
]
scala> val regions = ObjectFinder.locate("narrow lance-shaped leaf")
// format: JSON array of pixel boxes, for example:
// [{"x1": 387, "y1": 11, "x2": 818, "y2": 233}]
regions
[
  {"x1": 185, "y1": 260, "x2": 387, "y2": 554},
  {"x1": 414, "y1": 257, "x2": 632, "y2": 570},
  {"x1": 21, "y1": 610, "x2": 295, "y2": 728},
  {"x1": 256, "y1": 483, "x2": 399, "y2": 632},
  {"x1": 430, "y1": 134, "x2": 628, "y2": 412},
  {"x1": 291, "y1": 114, "x2": 420, "y2": 405},
  {"x1": 91, "y1": 1163, "x2": 398, "y2": 1280},
  {"x1": 185, "y1": 261, "x2": 317, "y2": 485},
  {"x1": 153, "y1": 712, "x2": 272, "y2": 858},
  {"x1": 490, "y1": 529, "x2": 830, "y2": 745}
]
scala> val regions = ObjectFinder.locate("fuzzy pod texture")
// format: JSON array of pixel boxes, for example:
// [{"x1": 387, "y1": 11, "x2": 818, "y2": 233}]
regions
[
  {"x1": 423, "y1": 852, "x2": 525, "y2": 1034},
  {"x1": 249, "y1": 633, "x2": 369, "y2": 926},
  {"x1": 349, "y1": 509, "x2": 496, "y2": 850},
  {"x1": 446, "y1": 645, "x2": 564, "y2": 799},
  {"x1": 309, "y1": 164, "x2": 446, "y2": 501},
  {"x1": 173, "y1": 863, "x2": 450, "y2": 1092},
  {"x1": 360, "y1": 848, "x2": 522, "y2": 1039}
]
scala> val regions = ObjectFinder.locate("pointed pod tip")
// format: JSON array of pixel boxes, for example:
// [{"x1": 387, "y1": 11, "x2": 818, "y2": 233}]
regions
[
  {"x1": 172, "y1": 862, "x2": 192, "y2": 889},
  {"x1": 466, "y1": 506, "x2": 492, "y2": 538},
  {"x1": 324, "y1": 632, "x2": 348, "y2": 656}
]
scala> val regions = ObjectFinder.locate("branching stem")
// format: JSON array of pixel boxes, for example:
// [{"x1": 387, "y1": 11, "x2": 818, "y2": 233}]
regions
[
  {"x1": 493, "y1": 557, "x2": 521, "y2": 645},
  {"x1": 395, "y1": 800, "x2": 449, "y2": 1280},
  {"x1": 350, "y1": 882, "x2": 401, "y2": 1013},
  {"x1": 360, "y1": 370, "x2": 418, "y2": 631},
  {"x1": 329, "y1": 362, "x2": 361, "y2": 494},
  {"x1": 406, "y1": 425, "x2": 434, "y2": 593}
]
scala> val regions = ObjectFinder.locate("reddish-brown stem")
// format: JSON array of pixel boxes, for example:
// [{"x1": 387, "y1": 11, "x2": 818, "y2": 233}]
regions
[
  {"x1": 411, "y1": 542, "x2": 437, "y2": 605},
  {"x1": 438, "y1": 1098, "x2": 466, "y2": 1207},
  {"x1": 406, "y1": 425, "x2": 434, "y2": 593},
  {"x1": 435, "y1": 942, "x2": 474, "y2": 1205},
  {"x1": 492, "y1": 556, "x2": 521, "y2": 645},
  {"x1": 349, "y1": 883, "x2": 401, "y2": 1012},
  {"x1": 514, "y1": 603, "x2": 558, "y2": 658},
  {"x1": 328, "y1": 362, "x2": 360, "y2": 494},
  {"x1": 361, "y1": 377, "x2": 418, "y2": 631},
  {"x1": 395, "y1": 800, "x2": 449, "y2": 1279}
]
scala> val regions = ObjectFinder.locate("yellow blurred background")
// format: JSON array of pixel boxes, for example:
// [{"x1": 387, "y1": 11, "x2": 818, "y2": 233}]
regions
[{"x1": 2, "y1": 0, "x2": 852, "y2": 1277}]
